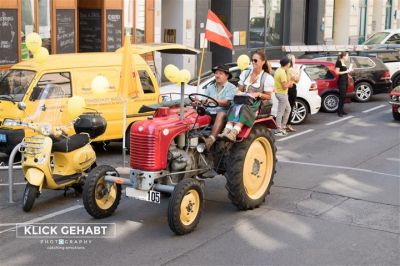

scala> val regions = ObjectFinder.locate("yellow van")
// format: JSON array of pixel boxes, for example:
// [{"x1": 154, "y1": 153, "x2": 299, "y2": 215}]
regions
[{"x1": 0, "y1": 44, "x2": 198, "y2": 154}]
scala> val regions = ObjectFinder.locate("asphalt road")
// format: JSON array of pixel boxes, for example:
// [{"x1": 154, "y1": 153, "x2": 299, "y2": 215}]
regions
[{"x1": 0, "y1": 94, "x2": 399, "y2": 266}]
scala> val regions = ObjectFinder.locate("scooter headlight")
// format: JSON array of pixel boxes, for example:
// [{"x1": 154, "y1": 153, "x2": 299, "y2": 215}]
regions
[{"x1": 40, "y1": 124, "x2": 52, "y2": 136}]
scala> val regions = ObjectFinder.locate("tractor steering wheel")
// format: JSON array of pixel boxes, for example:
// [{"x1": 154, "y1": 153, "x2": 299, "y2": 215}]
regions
[{"x1": 188, "y1": 93, "x2": 219, "y2": 108}]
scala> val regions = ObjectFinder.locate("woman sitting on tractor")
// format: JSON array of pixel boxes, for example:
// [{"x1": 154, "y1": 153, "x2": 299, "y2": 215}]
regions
[{"x1": 219, "y1": 49, "x2": 274, "y2": 141}]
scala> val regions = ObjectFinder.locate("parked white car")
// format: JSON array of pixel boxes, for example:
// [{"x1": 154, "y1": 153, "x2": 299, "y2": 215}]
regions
[
  {"x1": 160, "y1": 62, "x2": 321, "y2": 125},
  {"x1": 364, "y1": 29, "x2": 400, "y2": 46}
]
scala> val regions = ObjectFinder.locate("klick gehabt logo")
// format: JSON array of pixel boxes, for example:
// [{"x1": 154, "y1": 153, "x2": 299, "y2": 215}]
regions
[{"x1": 15, "y1": 223, "x2": 116, "y2": 250}]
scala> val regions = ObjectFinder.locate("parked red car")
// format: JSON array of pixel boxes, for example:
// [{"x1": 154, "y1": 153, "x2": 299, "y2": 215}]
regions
[
  {"x1": 389, "y1": 86, "x2": 400, "y2": 121},
  {"x1": 297, "y1": 59, "x2": 355, "y2": 112}
]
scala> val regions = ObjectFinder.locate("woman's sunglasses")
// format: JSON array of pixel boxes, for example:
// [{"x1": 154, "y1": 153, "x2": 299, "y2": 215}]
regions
[{"x1": 252, "y1": 59, "x2": 258, "y2": 63}]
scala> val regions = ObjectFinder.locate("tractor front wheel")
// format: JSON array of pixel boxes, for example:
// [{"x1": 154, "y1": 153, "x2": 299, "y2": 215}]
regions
[
  {"x1": 168, "y1": 178, "x2": 205, "y2": 235},
  {"x1": 224, "y1": 125, "x2": 276, "y2": 210},
  {"x1": 83, "y1": 165, "x2": 121, "y2": 219}
]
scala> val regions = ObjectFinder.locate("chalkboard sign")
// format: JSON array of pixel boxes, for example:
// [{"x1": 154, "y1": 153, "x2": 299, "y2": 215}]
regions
[
  {"x1": 79, "y1": 9, "x2": 101, "y2": 52},
  {"x1": 0, "y1": 9, "x2": 18, "y2": 65},
  {"x1": 106, "y1": 10, "x2": 122, "y2": 52},
  {"x1": 56, "y1": 9, "x2": 75, "y2": 54}
]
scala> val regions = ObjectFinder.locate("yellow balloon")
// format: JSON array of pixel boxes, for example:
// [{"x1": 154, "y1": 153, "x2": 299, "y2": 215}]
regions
[
  {"x1": 179, "y1": 69, "x2": 191, "y2": 84},
  {"x1": 26, "y1": 32, "x2": 42, "y2": 54},
  {"x1": 237, "y1": 54, "x2": 250, "y2": 70},
  {"x1": 91, "y1": 75, "x2": 110, "y2": 94},
  {"x1": 67, "y1": 96, "x2": 86, "y2": 118},
  {"x1": 34, "y1": 47, "x2": 49, "y2": 64},
  {"x1": 164, "y1": 64, "x2": 180, "y2": 83}
]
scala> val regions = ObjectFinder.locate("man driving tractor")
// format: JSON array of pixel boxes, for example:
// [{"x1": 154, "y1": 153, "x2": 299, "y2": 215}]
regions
[{"x1": 202, "y1": 65, "x2": 236, "y2": 150}]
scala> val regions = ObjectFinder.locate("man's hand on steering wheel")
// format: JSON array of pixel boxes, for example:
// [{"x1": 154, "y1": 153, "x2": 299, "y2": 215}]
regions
[{"x1": 188, "y1": 93, "x2": 219, "y2": 108}]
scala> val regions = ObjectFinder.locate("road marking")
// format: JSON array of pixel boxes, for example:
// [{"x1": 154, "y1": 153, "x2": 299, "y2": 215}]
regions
[
  {"x1": 279, "y1": 160, "x2": 400, "y2": 178},
  {"x1": 362, "y1": 104, "x2": 386, "y2": 113},
  {"x1": 0, "y1": 182, "x2": 26, "y2": 186},
  {"x1": 325, "y1": 115, "x2": 354, "y2": 126},
  {"x1": 0, "y1": 204, "x2": 83, "y2": 234},
  {"x1": 277, "y1": 129, "x2": 314, "y2": 142}
]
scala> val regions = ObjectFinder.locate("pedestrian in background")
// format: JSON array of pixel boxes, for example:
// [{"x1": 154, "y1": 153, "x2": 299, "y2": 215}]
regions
[
  {"x1": 274, "y1": 56, "x2": 293, "y2": 136},
  {"x1": 335, "y1": 51, "x2": 353, "y2": 117},
  {"x1": 286, "y1": 54, "x2": 300, "y2": 132}
]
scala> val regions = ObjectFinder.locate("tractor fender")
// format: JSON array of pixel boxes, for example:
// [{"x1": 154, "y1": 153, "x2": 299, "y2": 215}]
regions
[
  {"x1": 237, "y1": 116, "x2": 277, "y2": 140},
  {"x1": 25, "y1": 168, "x2": 45, "y2": 187}
]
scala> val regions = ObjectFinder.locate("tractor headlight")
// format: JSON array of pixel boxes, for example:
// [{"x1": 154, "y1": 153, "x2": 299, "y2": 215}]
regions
[
  {"x1": 3, "y1": 118, "x2": 21, "y2": 127},
  {"x1": 391, "y1": 95, "x2": 399, "y2": 101},
  {"x1": 196, "y1": 143, "x2": 206, "y2": 153}
]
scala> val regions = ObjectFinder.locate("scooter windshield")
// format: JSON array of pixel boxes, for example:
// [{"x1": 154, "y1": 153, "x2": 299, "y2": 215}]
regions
[{"x1": 23, "y1": 73, "x2": 72, "y2": 135}]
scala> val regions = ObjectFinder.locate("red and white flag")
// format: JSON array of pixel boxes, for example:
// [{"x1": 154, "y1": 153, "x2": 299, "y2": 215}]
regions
[{"x1": 204, "y1": 10, "x2": 233, "y2": 49}]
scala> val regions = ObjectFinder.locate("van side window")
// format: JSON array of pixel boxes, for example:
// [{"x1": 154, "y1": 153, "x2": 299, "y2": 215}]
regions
[
  {"x1": 138, "y1": 70, "x2": 155, "y2": 94},
  {"x1": 32, "y1": 72, "x2": 72, "y2": 100}
]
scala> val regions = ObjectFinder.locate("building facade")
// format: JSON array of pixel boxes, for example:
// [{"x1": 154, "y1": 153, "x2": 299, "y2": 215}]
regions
[
  {"x1": 324, "y1": 0, "x2": 400, "y2": 44},
  {"x1": 0, "y1": 0, "x2": 157, "y2": 70}
]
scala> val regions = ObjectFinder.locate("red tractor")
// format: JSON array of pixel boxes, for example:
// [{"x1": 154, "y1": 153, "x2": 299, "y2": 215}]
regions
[{"x1": 83, "y1": 93, "x2": 277, "y2": 235}]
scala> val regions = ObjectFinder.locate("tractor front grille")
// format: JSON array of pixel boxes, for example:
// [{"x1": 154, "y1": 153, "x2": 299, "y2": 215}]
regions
[{"x1": 130, "y1": 133, "x2": 159, "y2": 170}]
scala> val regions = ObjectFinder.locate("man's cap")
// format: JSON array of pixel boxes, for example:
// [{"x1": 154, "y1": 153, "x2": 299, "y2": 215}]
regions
[
  {"x1": 212, "y1": 65, "x2": 232, "y2": 79},
  {"x1": 280, "y1": 56, "x2": 290, "y2": 67}
]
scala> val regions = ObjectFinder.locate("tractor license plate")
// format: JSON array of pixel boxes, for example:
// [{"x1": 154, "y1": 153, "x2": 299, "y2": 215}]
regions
[
  {"x1": 125, "y1": 187, "x2": 161, "y2": 204},
  {"x1": 0, "y1": 134, "x2": 6, "y2": 142}
]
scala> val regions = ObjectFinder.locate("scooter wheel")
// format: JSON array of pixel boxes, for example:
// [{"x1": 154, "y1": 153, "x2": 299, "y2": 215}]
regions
[
  {"x1": 83, "y1": 165, "x2": 121, "y2": 219},
  {"x1": 168, "y1": 178, "x2": 205, "y2": 235},
  {"x1": 22, "y1": 183, "x2": 39, "y2": 212}
]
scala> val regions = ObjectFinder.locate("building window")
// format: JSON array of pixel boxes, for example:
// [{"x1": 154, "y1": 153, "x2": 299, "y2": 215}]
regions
[
  {"x1": 358, "y1": 0, "x2": 368, "y2": 44},
  {"x1": 135, "y1": 0, "x2": 145, "y2": 43},
  {"x1": 266, "y1": 0, "x2": 282, "y2": 46},
  {"x1": 21, "y1": 0, "x2": 35, "y2": 42},
  {"x1": 38, "y1": 0, "x2": 52, "y2": 52},
  {"x1": 249, "y1": 0, "x2": 266, "y2": 48},
  {"x1": 124, "y1": 0, "x2": 134, "y2": 35},
  {"x1": 385, "y1": 0, "x2": 392, "y2": 29}
]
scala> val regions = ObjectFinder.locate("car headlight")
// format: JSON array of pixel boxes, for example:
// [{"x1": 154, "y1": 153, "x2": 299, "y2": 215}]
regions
[
  {"x1": 3, "y1": 118, "x2": 21, "y2": 127},
  {"x1": 391, "y1": 95, "x2": 398, "y2": 101},
  {"x1": 40, "y1": 124, "x2": 52, "y2": 136}
]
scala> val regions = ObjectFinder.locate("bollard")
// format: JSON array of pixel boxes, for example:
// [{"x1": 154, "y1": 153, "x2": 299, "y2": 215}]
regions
[{"x1": 8, "y1": 143, "x2": 22, "y2": 203}]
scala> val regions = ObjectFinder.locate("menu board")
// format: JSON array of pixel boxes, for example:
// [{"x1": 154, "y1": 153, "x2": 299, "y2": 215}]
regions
[
  {"x1": 79, "y1": 9, "x2": 101, "y2": 52},
  {"x1": 106, "y1": 10, "x2": 122, "y2": 52},
  {"x1": 56, "y1": 9, "x2": 75, "y2": 53},
  {"x1": 0, "y1": 9, "x2": 18, "y2": 65}
]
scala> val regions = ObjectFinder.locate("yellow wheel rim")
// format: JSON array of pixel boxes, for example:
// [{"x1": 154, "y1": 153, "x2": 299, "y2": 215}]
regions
[
  {"x1": 95, "y1": 176, "x2": 117, "y2": 210},
  {"x1": 243, "y1": 137, "x2": 273, "y2": 200},
  {"x1": 180, "y1": 189, "x2": 200, "y2": 226}
]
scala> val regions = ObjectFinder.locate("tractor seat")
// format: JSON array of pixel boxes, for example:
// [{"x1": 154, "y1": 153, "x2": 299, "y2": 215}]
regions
[
  {"x1": 52, "y1": 134, "x2": 90, "y2": 153},
  {"x1": 256, "y1": 100, "x2": 273, "y2": 119}
]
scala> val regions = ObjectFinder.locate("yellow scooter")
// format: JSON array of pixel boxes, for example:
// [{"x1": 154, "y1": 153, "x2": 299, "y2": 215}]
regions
[{"x1": 17, "y1": 98, "x2": 106, "y2": 212}]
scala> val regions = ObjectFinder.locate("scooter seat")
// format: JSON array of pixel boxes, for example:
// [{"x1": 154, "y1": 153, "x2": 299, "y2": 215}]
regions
[{"x1": 52, "y1": 134, "x2": 90, "y2": 153}]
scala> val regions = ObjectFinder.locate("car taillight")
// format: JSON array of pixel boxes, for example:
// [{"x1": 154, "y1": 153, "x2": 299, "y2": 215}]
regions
[
  {"x1": 309, "y1": 82, "x2": 318, "y2": 91},
  {"x1": 381, "y1": 71, "x2": 391, "y2": 80}
]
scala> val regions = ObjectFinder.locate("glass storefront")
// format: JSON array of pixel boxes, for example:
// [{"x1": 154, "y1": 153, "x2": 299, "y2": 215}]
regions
[
  {"x1": 38, "y1": 0, "x2": 52, "y2": 52},
  {"x1": 249, "y1": 0, "x2": 282, "y2": 48}
]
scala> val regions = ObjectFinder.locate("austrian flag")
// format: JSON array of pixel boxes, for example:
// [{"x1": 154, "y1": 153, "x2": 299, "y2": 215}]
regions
[{"x1": 205, "y1": 10, "x2": 233, "y2": 49}]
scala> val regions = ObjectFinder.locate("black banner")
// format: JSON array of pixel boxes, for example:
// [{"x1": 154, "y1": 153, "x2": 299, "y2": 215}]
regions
[
  {"x1": 79, "y1": 9, "x2": 101, "y2": 52},
  {"x1": 0, "y1": 9, "x2": 18, "y2": 65},
  {"x1": 106, "y1": 10, "x2": 122, "y2": 52},
  {"x1": 56, "y1": 9, "x2": 75, "y2": 54}
]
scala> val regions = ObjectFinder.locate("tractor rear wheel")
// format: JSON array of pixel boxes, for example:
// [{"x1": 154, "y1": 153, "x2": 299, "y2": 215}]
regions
[
  {"x1": 224, "y1": 125, "x2": 276, "y2": 210},
  {"x1": 168, "y1": 178, "x2": 205, "y2": 235}
]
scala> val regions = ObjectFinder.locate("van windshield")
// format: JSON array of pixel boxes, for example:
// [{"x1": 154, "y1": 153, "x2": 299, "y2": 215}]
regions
[{"x1": 0, "y1": 69, "x2": 36, "y2": 102}]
